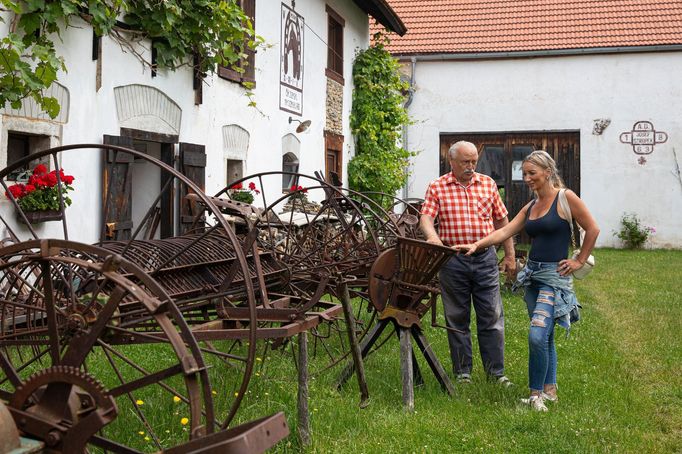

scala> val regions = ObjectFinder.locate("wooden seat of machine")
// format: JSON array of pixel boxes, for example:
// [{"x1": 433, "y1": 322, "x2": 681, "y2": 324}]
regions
[{"x1": 368, "y1": 237, "x2": 454, "y2": 327}]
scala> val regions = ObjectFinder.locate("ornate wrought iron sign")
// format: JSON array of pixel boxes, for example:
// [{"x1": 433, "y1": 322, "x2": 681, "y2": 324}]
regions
[{"x1": 620, "y1": 121, "x2": 668, "y2": 164}]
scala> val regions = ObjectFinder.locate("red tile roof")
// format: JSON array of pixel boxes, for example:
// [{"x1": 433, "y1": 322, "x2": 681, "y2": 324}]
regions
[{"x1": 372, "y1": 0, "x2": 682, "y2": 55}]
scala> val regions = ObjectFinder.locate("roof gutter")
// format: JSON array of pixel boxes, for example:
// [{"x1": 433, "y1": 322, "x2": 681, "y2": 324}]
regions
[
  {"x1": 393, "y1": 44, "x2": 682, "y2": 61},
  {"x1": 354, "y1": 0, "x2": 407, "y2": 36}
]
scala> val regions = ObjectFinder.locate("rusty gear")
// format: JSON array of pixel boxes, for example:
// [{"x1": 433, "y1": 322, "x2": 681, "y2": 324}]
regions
[{"x1": 10, "y1": 365, "x2": 117, "y2": 452}]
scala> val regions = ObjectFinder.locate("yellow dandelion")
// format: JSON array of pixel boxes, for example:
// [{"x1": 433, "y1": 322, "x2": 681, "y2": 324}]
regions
[
  {"x1": 144, "y1": 437, "x2": 150, "y2": 441},
  {"x1": 264, "y1": 392, "x2": 269, "y2": 396},
  {"x1": 180, "y1": 417, "x2": 189, "y2": 425},
  {"x1": 256, "y1": 357, "x2": 262, "y2": 362},
  {"x1": 255, "y1": 372, "x2": 260, "y2": 377},
  {"x1": 234, "y1": 392, "x2": 239, "y2": 397},
  {"x1": 138, "y1": 431, "x2": 145, "y2": 436},
  {"x1": 173, "y1": 396, "x2": 181, "y2": 403},
  {"x1": 136, "y1": 399, "x2": 144, "y2": 406},
  {"x1": 211, "y1": 390, "x2": 217, "y2": 395}
]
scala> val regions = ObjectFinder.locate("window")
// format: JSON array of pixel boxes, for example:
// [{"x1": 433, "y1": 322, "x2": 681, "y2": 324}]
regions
[
  {"x1": 282, "y1": 133, "x2": 301, "y2": 190},
  {"x1": 5, "y1": 132, "x2": 50, "y2": 181},
  {"x1": 326, "y1": 6, "x2": 344, "y2": 84},
  {"x1": 282, "y1": 152, "x2": 299, "y2": 189},
  {"x1": 218, "y1": 0, "x2": 256, "y2": 86},
  {"x1": 511, "y1": 145, "x2": 534, "y2": 181},
  {"x1": 478, "y1": 144, "x2": 505, "y2": 186},
  {"x1": 226, "y1": 159, "x2": 244, "y2": 184}
]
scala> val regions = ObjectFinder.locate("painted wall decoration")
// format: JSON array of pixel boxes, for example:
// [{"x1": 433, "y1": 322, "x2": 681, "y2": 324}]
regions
[
  {"x1": 620, "y1": 121, "x2": 668, "y2": 165},
  {"x1": 280, "y1": 3, "x2": 304, "y2": 116}
]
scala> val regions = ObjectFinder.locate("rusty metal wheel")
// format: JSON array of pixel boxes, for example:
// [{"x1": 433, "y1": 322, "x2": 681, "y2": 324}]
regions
[
  {"x1": 214, "y1": 172, "x2": 405, "y2": 373},
  {"x1": 0, "y1": 144, "x2": 260, "y2": 450},
  {"x1": 0, "y1": 240, "x2": 214, "y2": 452}
]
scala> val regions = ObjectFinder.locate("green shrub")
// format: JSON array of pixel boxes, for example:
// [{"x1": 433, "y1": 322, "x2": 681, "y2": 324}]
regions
[{"x1": 615, "y1": 213, "x2": 655, "y2": 249}]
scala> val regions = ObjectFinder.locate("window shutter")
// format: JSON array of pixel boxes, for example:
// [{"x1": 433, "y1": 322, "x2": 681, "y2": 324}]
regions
[
  {"x1": 102, "y1": 135, "x2": 134, "y2": 241},
  {"x1": 179, "y1": 143, "x2": 207, "y2": 234},
  {"x1": 218, "y1": 0, "x2": 256, "y2": 86}
]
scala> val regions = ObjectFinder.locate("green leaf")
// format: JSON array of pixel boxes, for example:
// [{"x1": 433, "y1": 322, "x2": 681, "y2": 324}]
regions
[{"x1": 40, "y1": 96, "x2": 61, "y2": 119}]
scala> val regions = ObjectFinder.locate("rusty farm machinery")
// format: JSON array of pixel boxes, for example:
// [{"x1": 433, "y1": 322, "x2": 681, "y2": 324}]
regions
[{"x1": 0, "y1": 144, "x2": 456, "y2": 453}]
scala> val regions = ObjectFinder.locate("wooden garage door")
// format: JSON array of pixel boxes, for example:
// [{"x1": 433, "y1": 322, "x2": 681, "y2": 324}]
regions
[{"x1": 440, "y1": 132, "x2": 580, "y2": 244}]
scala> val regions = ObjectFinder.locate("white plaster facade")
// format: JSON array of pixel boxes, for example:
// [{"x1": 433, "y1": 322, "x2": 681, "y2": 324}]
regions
[
  {"x1": 403, "y1": 52, "x2": 682, "y2": 248},
  {"x1": 0, "y1": 0, "x2": 383, "y2": 243}
]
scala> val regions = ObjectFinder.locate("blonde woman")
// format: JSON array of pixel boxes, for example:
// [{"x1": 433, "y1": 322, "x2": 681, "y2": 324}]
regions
[{"x1": 455, "y1": 150, "x2": 599, "y2": 411}]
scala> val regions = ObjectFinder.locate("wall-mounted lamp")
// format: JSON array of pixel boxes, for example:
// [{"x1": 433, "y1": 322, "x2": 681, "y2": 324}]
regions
[{"x1": 289, "y1": 116, "x2": 311, "y2": 133}]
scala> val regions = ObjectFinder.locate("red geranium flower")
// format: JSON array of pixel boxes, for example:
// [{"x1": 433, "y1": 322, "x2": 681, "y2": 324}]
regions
[
  {"x1": 5, "y1": 164, "x2": 75, "y2": 212},
  {"x1": 33, "y1": 164, "x2": 47, "y2": 175}
]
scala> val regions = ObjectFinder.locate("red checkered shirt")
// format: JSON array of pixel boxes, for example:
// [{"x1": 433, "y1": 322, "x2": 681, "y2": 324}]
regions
[{"x1": 421, "y1": 172, "x2": 508, "y2": 246}]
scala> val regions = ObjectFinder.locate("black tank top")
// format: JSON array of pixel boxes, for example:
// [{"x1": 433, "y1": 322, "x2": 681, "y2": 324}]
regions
[{"x1": 524, "y1": 193, "x2": 572, "y2": 262}]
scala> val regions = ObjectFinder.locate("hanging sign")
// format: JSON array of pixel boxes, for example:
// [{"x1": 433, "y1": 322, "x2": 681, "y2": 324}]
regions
[{"x1": 280, "y1": 4, "x2": 304, "y2": 116}]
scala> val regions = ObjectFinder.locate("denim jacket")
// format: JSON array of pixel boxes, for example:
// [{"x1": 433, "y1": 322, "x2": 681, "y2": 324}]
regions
[{"x1": 512, "y1": 261, "x2": 581, "y2": 333}]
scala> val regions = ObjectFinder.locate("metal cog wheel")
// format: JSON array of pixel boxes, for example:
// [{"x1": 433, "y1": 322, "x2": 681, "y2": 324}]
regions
[{"x1": 9, "y1": 365, "x2": 118, "y2": 452}]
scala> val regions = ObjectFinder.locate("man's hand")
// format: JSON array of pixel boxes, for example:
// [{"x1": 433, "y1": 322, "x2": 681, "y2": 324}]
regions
[
  {"x1": 453, "y1": 243, "x2": 477, "y2": 255},
  {"x1": 499, "y1": 255, "x2": 516, "y2": 280},
  {"x1": 426, "y1": 237, "x2": 444, "y2": 246}
]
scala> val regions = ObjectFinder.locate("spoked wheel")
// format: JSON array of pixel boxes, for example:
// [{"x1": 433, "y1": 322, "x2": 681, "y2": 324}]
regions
[
  {"x1": 0, "y1": 144, "x2": 260, "y2": 449},
  {"x1": 216, "y1": 172, "x2": 403, "y2": 374},
  {"x1": 360, "y1": 193, "x2": 424, "y2": 240},
  {"x1": 0, "y1": 240, "x2": 212, "y2": 452}
]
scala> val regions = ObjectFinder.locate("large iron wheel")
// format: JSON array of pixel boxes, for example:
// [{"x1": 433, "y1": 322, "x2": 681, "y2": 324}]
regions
[
  {"x1": 216, "y1": 172, "x2": 404, "y2": 373},
  {"x1": 0, "y1": 144, "x2": 259, "y2": 449}
]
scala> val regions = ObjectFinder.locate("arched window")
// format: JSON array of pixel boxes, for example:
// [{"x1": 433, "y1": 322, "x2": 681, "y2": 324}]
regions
[
  {"x1": 223, "y1": 124, "x2": 250, "y2": 184},
  {"x1": 282, "y1": 133, "x2": 300, "y2": 190}
]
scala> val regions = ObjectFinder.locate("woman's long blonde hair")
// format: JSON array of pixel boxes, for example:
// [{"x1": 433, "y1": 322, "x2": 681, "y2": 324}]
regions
[{"x1": 523, "y1": 150, "x2": 565, "y2": 189}]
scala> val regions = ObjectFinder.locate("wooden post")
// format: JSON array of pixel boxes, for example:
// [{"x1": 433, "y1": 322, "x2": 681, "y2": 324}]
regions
[
  {"x1": 399, "y1": 327, "x2": 415, "y2": 412},
  {"x1": 297, "y1": 331, "x2": 310, "y2": 446},
  {"x1": 411, "y1": 325, "x2": 456, "y2": 396},
  {"x1": 338, "y1": 278, "x2": 370, "y2": 408}
]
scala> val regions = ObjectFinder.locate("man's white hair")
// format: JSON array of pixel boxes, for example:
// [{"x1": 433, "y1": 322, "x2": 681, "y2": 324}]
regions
[{"x1": 448, "y1": 141, "x2": 476, "y2": 159}]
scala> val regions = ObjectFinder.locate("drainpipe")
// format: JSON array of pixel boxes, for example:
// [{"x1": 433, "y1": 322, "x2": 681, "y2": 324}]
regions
[{"x1": 401, "y1": 56, "x2": 416, "y2": 200}]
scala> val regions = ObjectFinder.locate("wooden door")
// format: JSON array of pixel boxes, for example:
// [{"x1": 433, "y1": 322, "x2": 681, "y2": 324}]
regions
[
  {"x1": 325, "y1": 131, "x2": 343, "y2": 185},
  {"x1": 102, "y1": 135, "x2": 134, "y2": 241},
  {"x1": 440, "y1": 132, "x2": 580, "y2": 244},
  {"x1": 179, "y1": 143, "x2": 206, "y2": 234}
]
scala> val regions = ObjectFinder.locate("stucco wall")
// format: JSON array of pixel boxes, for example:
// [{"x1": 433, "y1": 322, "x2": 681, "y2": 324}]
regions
[
  {"x1": 404, "y1": 52, "x2": 682, "y2": 248},
  {"x1": 0, "y1": 1, "x2": 370, "y2": 243}
]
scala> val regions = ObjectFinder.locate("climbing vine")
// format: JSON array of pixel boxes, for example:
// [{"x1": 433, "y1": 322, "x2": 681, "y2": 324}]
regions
[
  {"x1": 348, "y1": 35, "x2": 413, "y2": 206},
  {"x1": 0, "y1": 0, "x2": 258, "y2": 118}
]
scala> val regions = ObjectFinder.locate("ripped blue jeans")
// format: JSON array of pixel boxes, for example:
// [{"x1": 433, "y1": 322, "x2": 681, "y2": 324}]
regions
[{"x1": 526, "y1": 284, "x2": 557, "y2": 392}]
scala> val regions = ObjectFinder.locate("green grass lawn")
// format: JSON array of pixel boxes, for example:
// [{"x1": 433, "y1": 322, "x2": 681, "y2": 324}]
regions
[
  {"x1": 231, "y1": 248, "x2": 681, "y2": 453},
  {"x1": 9, "y1": 249, "x2": 677, "y2": 452}
]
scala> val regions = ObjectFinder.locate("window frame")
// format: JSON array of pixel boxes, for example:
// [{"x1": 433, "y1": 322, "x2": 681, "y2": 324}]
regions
[
  {"x1": 325, "y1": 5, "x2": 345, "y2": 85},
  {"x1": 218, "y1": 0, "x2": 257, "y2": 86}
]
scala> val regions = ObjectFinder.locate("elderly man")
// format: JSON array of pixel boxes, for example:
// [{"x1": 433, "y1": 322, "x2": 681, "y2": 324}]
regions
[{"x1": 420, "y1": 140, "x2": 515, "y2": 385}]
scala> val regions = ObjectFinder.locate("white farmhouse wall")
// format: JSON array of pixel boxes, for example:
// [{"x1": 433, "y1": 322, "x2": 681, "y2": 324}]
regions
[
  {"x1": 405, "y1": 52, "x2": 682, "y2": 248},
  {"x1": 1, "y1": 1, "x2": 371, "y2": 243}
]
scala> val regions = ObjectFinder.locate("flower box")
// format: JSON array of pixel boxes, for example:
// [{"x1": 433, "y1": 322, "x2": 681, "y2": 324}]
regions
[
  {"x1": 17, "y1": 209, "x2": 64, "y2": 224},
  {"x1": 5, "y1": 164, "x2": 75, "y2": 222}
]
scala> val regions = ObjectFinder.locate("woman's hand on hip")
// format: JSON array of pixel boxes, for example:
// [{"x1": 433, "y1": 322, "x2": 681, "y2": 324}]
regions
[{"x1": 557, "y1": 258, "x2": 583, "y2": 276}]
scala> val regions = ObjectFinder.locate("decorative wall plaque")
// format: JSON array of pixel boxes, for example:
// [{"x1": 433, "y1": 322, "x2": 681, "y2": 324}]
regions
[{"x1": 619, "y1": 121, "x2": 668, "y2": 156}]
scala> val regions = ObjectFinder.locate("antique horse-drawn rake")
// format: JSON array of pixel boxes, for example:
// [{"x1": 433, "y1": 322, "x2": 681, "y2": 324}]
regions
[{"x1": 0, "y1": 144, "x2": 418, "y2": 452}]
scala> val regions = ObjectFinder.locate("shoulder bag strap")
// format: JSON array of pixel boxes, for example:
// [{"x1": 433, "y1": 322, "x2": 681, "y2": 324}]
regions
[{"x1": 558, "y1": 189, "x2": 576, "y2": 248}]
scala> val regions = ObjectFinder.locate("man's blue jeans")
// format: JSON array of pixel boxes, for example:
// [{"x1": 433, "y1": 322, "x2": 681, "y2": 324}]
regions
[
  {"x1": 439, "y1": 248, "x2": 505, "y2": 378},
  {"x1": 525, "y1": 283, "x2": 558, "y2": 391}
]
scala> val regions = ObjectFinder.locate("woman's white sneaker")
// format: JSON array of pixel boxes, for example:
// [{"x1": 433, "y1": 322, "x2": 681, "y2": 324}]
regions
[
  {"x1": 541, "y1": 392, "x2": 558, "y2": 403},
  {"x1": 520, "y1": 395, "x2": 548, "y2": 412}
]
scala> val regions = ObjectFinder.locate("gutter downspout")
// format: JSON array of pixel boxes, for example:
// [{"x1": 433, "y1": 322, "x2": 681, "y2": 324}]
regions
[{"x1": 401, "y1": 56, "x2": 416, "y2": 200}]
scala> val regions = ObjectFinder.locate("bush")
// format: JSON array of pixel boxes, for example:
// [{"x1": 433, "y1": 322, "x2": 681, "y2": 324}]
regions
[{"x1": 615, "y1": 213, "x2": 655, "y2": 249}]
